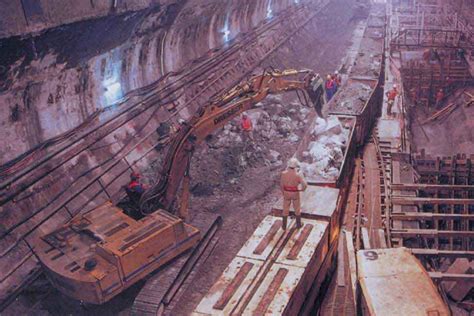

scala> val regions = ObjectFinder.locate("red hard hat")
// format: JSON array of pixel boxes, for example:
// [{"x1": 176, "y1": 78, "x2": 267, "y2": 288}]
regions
[{"x1": 130, "y1": 172, "x2": 140, "y2": 180}]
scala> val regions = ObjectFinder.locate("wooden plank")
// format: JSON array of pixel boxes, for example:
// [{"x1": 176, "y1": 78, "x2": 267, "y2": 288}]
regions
[
  {"x1": 378, "y1": 229, "x2": 387, "y2": 248},
  {"x1": 391, "y1": 212, "x2": 474, "y2": 220},
  {"x1": 345, "y1": 231, "x2": 358, "y2": 310},
  {"x1": 428, "y1": 272, "x2": 474, "y2": 282},
  {"x1": 213, "y1": 262, "x2": 254, "y2": 310},
  {"x1": 337, "y1": 232, "x2": 346, "y2": 287},
  {"x1": 392, "y1": 196, "x2": 474, "y2": 205},
  {"x1": 410, "y1": 249, "x2": 474, "y2": 259},
  {"x1": 361, "y1": 227, "x2": 371, "y2": 249},
  {"x1": 253, "y1": 220, "x2": 282, "y2": 255},
  {"x1": 286, "y1": 224, "x2": 313, "y2": 260},
  {"x1": 391, "y1": 183, "x2": 474, "y2": 191},
  {"x1": 392, "y1": 229, "x2": 474, "y2": 238},
  {"x1": 254, "y1": 268, "x2": 289, "y2": 315}
]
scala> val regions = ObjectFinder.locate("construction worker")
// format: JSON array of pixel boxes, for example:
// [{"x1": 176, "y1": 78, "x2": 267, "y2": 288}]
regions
[
  {"x1": 127, "y1": 172, "x2": 146, "y2": 196},
  {"x1": 123, "y1": 172, "x2": 147, "y2": 219},
  {"x1": 435, "y1": 88, "x2": 445, "y2": 107},
  {"x1": 280, "y1": 158, "x2": 307, "y2": 230},
  {"x1": 333, "y1": 70, "x2": 342, "y2": 91},
  {"x1": 325, "y1": 75, "x2": 336, "y2": 101},
  {"x1": 386, "y1": 84, "x2": 398, "y2": 116},
  {"x1": 240, "y1": 114, "x2": 254, "y2": 142}
]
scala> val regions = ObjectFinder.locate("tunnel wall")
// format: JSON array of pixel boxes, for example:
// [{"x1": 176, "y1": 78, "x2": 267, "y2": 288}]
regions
[
  {"x1": 0, "y1": 0, "x2": 177, "y2": 39},
  {"x1": 0, "y1": 0, "x2": 308, "y2": 165}
]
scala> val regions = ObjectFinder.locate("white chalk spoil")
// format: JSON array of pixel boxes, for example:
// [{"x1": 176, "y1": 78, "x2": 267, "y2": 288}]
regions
[{"x1": 300, "y1": 116, "x2": 349, "y2": 181}]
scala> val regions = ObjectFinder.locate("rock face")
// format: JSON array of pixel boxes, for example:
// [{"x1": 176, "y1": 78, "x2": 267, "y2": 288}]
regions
[{"x1": 0, "y1": 0, "x2": 321, "y2": 164}]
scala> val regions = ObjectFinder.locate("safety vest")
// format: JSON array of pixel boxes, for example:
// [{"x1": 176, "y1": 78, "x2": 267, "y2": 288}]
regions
[
  {"x1": 387, "y1": 89, "x2": 398, "y2": 101},
  {"x1": 128, "y1": 181, "x2": 144, "y2": 193},
  {"x1": 241, "y1": 118, "x2": 252, "y2": 131},
  {"x1": 325, "y1": 80, "x2": 334, "y2": 89}
]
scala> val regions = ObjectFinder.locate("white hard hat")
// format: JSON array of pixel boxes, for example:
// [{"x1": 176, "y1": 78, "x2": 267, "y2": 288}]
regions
[
  {"x1": 335, "y1": 70, "x2": 339, "y2": 75},
  {"x1": 287, "y1": 157, "x2": 300, "y2": 169},
  {"x1": 393, "y1": 84, "x2": 397, "y2": 88}
]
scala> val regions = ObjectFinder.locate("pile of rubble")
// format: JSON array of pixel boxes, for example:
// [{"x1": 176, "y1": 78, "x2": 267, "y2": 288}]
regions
[
  {"x1": 207, "y1": 94, "x2": 311, "y2": 170},
  {"x1": 299, "y1": 115, "x2": 350, "y2": 181},
  {"x1": 330, "y1": 81, "x2": 372, "y2": 113}
]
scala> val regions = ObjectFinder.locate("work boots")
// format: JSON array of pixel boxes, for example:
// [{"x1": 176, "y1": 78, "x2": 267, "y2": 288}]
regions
[
  {"x1": 282, "y1": 216, "x2": 288, "y2": 230},
  {"x1": 296, "y1": 216, "x2": 302, "y2": 229}
]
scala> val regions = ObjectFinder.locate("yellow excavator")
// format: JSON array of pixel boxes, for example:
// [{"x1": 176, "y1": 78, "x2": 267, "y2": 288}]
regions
[{"x1": 31, "y1": 69, "x2": 325, "y2": 304}]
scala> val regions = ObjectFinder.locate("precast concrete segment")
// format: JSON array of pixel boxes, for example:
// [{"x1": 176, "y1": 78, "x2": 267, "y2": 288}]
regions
[{"x1": 358, "y1": 248, "x2": 450, "y2": 316}]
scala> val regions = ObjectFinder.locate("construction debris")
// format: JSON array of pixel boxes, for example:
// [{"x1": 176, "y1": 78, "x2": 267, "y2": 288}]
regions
[
  {"x1": 422, "y1": 102, "x2": 458, "y2": 124},
  {"x1": 299, "y1": 116, "x2": 350, "y2": 181}
]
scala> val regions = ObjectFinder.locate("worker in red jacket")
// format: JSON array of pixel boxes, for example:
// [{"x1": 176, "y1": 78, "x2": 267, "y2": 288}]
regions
[
  {"x1": 386, "y1": 84, "x2": 398, "y2": 116},
  {"x1": 325, "y1": 75, "x2": 336, "y2": 101},
  {"x1": 128, "y1": 172, "x2": 146, "y2": 195},
  {"x1": 241, "y1": 114, "x2": 254, "y2": 142},
  {"x1": 435, "y1": 88, "x2": 445, "y2": 107}
]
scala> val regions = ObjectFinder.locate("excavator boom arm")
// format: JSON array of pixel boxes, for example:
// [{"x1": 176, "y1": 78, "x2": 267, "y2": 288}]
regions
[{"x1": 140, "y1": 69, "x2": 324, "y2": 211}]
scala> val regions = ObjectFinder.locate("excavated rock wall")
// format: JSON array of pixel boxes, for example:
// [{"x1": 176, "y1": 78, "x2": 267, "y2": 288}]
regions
[{"x1": 1, "y1": 0, "x2": 312, "y2": 164}]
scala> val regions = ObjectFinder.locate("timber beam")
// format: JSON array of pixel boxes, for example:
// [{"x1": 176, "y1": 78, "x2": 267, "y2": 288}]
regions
[
  {"x1": 392, "y1": 183, "x2": 474, "y2": 191},
  {"x1": 411, "y1": 249, "x2": 474, "y2": 259},
  {"x1": 392, "y1": 197, "x2": 474, "y2": 206},
  {"x1": 428, "y1": 272, "x2": 474, "y2": 282},
  {"x1": 391, "y1": 212, "x2": 474, "y2": 221},
  {"x1": 391, "y1": 229, "x2": 474, "y2": 238}
]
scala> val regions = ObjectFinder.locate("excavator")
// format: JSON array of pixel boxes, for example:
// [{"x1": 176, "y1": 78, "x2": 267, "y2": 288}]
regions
[
  {"x1": 140, "y1": 68, "x2": 325, "y2": 217},
  {"x1": 31, "y1": 69, "x2": 325, "y2": 304}
]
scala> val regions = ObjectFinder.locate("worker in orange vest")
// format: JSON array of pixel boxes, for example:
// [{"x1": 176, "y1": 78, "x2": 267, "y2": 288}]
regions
[
  {"x1": 386, "y1": 84, "x2": 398, "y2": 116},
  {"x1": 280, "y1": 158, "x2": 307, "y2": 230},
  {"x1": 240, "y1": 114, "x2": 254, "y2": 143},
  {"x1": 435, "y1": 88, "x2": 445, "y2": 107}
]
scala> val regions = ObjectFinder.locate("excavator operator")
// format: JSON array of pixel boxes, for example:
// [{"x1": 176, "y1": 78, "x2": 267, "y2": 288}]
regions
[
  {"x1": 240, "y1": 113, "x2": 254, "y2": 143},
  {"x1": 280, "y1": 158, "x2": 307, "y2": 230}
]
